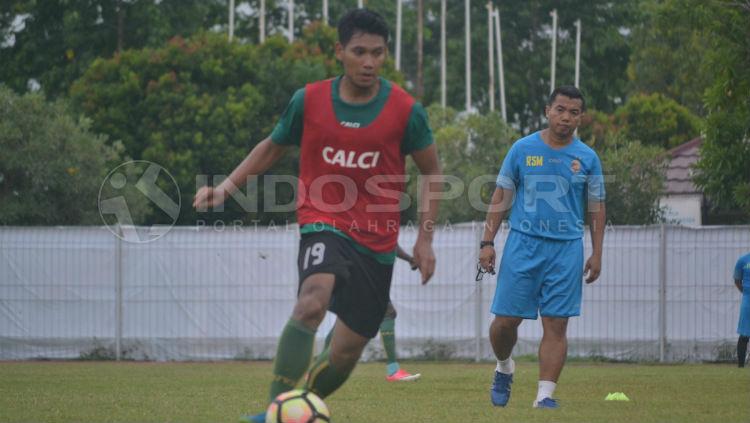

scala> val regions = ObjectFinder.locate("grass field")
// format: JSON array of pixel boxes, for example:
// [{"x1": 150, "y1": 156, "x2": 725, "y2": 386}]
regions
[{"x1": 0, "y1": 360, "x2": 748, "y2": 423}]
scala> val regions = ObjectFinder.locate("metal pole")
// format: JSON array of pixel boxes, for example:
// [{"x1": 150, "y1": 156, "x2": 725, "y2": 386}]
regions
[
  {"x1": 115, "y1": 225, "x2": 123, "y2": 361},
  {"x1": 487, "y1": 3, "x2": 495, "y2": 112},
  {"x1": 395, "y1": 0, "x2": 402, "y2": 70},
  {"x1": 358, "y1": 0, "x2": 364, "y2": 8},
  {"x1": 549, "y1": 9, "x2": 557, "y2": 93},
  {"x1": 260, "y1": 0, "x2": 266, "y2": 43},
  {"x1": 440, "y1": 0, "x2": 446, "y2": 107},
  {"x1": 493, "y1": 10, "x2": 506, "y2": 121},
  {"x1": 228, "y1": 0, "x2": 235, "y2": 41},
  {"x1": 288, "y1": 0, "x2": 294, "y2": 43},
  {"x1": 574, "y1": 19, "x2": 581, "y2": 88},
  {"x1": 322, "y1": 0, "x2": 328, "y2": 24},
  {"x1": 659, "y1": 224, "x2": 667, "y2": 362},
  {"x1": 465, "y1": 0, "x2": 471, "y2": 111}
]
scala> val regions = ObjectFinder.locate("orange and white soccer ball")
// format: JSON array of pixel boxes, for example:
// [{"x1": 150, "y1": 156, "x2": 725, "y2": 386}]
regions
[{"x1": 266, "y1": 390, "x2": 331, "y2": 423}]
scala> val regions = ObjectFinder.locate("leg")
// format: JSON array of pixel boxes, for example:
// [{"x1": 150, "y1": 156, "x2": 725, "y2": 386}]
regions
[
  {"x1": 533, "y1": 316, "x2": 568, "y2": 407},
  {"x1": 269, "y1": 273, "x2": 335, "y2": 401},
  {"x1": 539, "y1": 317, "x2": 568, "y2": 382},
  {"x1": 489, "y1": 316, "x2": 522, "y2": 407},
  {"x1": 490, "y1": 316, "x2": 523, "y2": 362},
  {"x1": 305, "y1": 317, "x2": 369, "y2": 398},
  {"x1": 738, "y1": 335, "x2": 749, "y2": 368},
  {"x1": 380, "y1": 302, "x2": 398, "y2": 371},
  {"x1": 381, "y1": 303, "x2": 420, "y2": 381}
]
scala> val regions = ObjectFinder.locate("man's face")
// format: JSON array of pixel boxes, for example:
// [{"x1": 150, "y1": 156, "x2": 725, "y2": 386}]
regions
[
  {"x1": 335, "y1": 31, "x2": 387, "y2": 89},
  {"x1": 545, "y1": 95, "x2": 584, "y2": 138}
]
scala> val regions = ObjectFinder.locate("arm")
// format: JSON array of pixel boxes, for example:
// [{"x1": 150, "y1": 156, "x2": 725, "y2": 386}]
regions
[
  {"x1": 584, "y1": 201, "x2": 606, "y2": 283},
  {"x1": 736, "y1": 279, "x2": 744, "y2": 293},
  {"x1": 410, "y1": 144, "x2": 441, "y2": 284},
  {"x1": 478, "y1": 187, "x2": 514, "y2": 272},
  {"x1": 193, "y1": 138, "x2": 288, "y2": 209}
]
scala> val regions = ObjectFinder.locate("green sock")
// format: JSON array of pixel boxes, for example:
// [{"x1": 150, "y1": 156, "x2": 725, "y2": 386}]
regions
[
  {"x1": 269, "y1": 319, "x2": 316, "y2": 402},
  {"x1": 379, "y1": 317, "x2": 399, "y2": 375},
  {"x1": 304, "y1": 344, "x2": 352, "y2": 399}
]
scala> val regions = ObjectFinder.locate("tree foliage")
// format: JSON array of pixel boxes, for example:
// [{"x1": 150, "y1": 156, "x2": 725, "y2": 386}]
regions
[
  {"x1": 596, "y1": 135, "x2": 667, "y2": 225},
  {"x1": 0, "y1": 0, "x2": 225, "y2": 97},
  {"x1": 0, "y1": 86, "x2": 136, "y2": 225},
  {"x1": 627, "y1": 0, "x2": 712, "y2": 116},
  {"x1": 421, "y1": 105, "x2": 519, "y2": 224},
  {"x1": 613, "y1": 92, "x2": 702, "y2": 149},
  {"x1": 691, "y1": 0, "x2": 750, "y2": 218}
]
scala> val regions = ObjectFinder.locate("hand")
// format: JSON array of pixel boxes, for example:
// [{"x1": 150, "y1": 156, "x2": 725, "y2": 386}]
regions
[
  {"x1": 412, "y1": 239, "x2": 436, "y2": 284},
  {"x1": 584, "y1": 254, "x2": 601, "y2": 283},
  {"x1": 478, "y1": 246, "x2": 496, "y2": 274},
  {"x1": 408, "y1": 256, "x2": 418, "y2": 271},
  {"x1": 192, "y1": 186, "x2": 227, "y2": 210}
]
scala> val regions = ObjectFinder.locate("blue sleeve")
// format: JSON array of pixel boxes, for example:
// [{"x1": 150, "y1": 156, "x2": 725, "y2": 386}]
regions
[
  {"x1": 587, "y1": 153, "x2": 606, "y2": 202},
  {"x1": 735, "y1": 258, "x2": 745, "y2": 281},
  {"x1": 496, "y1": 143, "x2": 519, "y2": 189}
]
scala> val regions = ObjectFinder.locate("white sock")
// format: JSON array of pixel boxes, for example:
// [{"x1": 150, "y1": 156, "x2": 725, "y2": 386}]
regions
[
  {"x1": 535, "y1": 380, "x2": 557, "y2": 403},
  {"x1": 495, "y1": 356, "x2": 515, "y2": 374}
]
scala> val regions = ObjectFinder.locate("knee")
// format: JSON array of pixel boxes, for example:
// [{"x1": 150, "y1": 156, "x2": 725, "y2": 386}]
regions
[
  {"x1": 493, "y1": 317, "x2": 522, "y2": 331},
  {"x1": 543, "y1": 323, "x2": 568, "y2": 340},
  {"x1": 292, "y1": 295, "x2": 328, "y2": 328}
]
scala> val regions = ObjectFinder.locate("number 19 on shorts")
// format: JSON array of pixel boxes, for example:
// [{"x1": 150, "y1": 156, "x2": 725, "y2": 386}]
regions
[{"x1": 302, "y1": 242, "x2": 326, "y2": 270}]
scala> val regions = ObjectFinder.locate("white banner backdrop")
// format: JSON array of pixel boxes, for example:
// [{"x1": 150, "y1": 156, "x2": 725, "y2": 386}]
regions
[{"x1": 1, "y1": 224, "x2": 748, "y2": 362}]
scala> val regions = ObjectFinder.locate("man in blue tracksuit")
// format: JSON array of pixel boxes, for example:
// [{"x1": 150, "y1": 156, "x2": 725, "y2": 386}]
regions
[{"x1": 479, "y1": 86, "x2": 606, "y2": 409}]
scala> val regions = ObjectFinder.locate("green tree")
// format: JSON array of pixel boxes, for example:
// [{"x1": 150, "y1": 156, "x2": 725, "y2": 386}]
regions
[
  {"x1": 627, "y1": 0, "x2": 712, "y2": 116},
  {"x1": 692, "y1": 0, "x2": 750, "y2": 219},
  {"x1": 401, "y1": 105, "x2": 518, "y2": 224},
  {"x1": 597, "y1": 135, "x2": 667, "y2": 225},
  {"x1": 0, "y1": 86, "x2": 138, "y2": 225},
  {"x1": 613, "y1": 92, "x2": 702, "y2": 149},
  {"x1": 0, "y1": 0, "x2": 225, "y2": 98}
]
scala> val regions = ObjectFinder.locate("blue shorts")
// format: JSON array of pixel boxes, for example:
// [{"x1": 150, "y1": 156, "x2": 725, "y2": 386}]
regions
[
  {"x1": 739, "y1": 293, "x2": 750, "y2": 336},
  {"x1": 491, "y1": 230, "x2": 583, "y2": 319}
]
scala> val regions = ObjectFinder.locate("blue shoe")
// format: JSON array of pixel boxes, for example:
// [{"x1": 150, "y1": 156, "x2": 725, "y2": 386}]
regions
[
  {"x1": 490, "y1": 371, "x2": 513, "y2": 406},
  {"x1": 238, "y1": 412, "x2": 266, "y2": 422},
  {"x1": 533, "y1": 397, "x2": 559, "y2": 409}
]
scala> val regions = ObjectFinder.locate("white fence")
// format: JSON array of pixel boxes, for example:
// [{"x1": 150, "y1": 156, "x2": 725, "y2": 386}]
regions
[{"x1": 0, "y1": 224, "x2": 748, "y2": 362}]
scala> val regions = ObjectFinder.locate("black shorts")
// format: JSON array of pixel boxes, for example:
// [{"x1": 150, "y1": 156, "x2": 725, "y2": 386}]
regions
[{"x1": 297, "y1": 231, "x2": 393, "y2": 338}]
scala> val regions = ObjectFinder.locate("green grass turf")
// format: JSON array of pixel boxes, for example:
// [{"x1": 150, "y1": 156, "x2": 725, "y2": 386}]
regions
[{"x1": 0, "y1": 361, "x2": 747, "y2": 422}]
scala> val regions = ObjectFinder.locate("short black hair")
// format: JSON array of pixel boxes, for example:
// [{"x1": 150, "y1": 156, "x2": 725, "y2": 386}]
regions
[
  {"x1": 548, "y1": 86, "x2": 586, "y2": 111},
  {"x1": 337, "y1": 8, "x2": 389, "y2": 46}
]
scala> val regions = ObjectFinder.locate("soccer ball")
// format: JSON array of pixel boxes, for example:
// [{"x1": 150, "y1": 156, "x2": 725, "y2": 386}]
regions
[{"x1": 265, "y1": 389, "x2": 331, "y2": 423}]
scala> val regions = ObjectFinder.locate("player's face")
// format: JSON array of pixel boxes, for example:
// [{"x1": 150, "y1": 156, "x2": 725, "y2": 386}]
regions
[
  {"x1": 545, "y1": 95, "x2": 584, "y2": 139},
  {"x1": 336, "y1": 31, "x2": 387, "y2": 89}
]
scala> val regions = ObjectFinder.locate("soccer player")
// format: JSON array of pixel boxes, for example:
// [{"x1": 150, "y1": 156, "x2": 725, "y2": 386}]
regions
[
  {"x1": 734, "y1": 252, "x2": 750, "y2": 368},
  {"x1": 192, "y1": 9, "x2": 440, "y2": 422},
  {"x1": 382, "y1": 245, "x2": 421, "y2": 382},
  {"x1": 478, "y1": 86, "x2": 606, "y2": 409}
]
